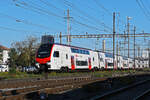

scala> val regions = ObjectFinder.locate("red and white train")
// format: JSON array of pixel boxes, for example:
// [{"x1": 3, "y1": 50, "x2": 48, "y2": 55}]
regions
[{"x1": 35, "y1": 43, "x2": 149, "y2": 72}]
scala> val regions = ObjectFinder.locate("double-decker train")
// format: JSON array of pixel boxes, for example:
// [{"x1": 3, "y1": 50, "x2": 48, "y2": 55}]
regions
[{"x1": 35, "y1": 43, "x2": 149, "y2": 72}]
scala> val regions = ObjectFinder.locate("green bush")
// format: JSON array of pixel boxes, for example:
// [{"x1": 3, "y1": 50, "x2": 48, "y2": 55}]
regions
[{"x1": 9, "y1": 67, "x2": 17, "y2": 74}]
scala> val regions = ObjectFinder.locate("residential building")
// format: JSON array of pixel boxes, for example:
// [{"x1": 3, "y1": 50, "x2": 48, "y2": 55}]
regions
[{"x1": 0, "y1": 45, "x2": 10, "y2": 72}]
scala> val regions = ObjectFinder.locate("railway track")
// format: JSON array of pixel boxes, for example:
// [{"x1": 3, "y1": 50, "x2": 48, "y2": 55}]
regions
[
  {"x1": 0, "y1": 73, "x2": 149, "y2": 100},
  {"x1": 0, "y1": 76, "x2": 107, "y2": 100},
  {"x1": 0, "y1": 74, "x2": 91, "y2": 89},
  {"x1": 134, "y1": 88, "x2": 150, "y2": 100},
  {"x1": 90, "y1": 79, "x2": 150, "y2": 100}
]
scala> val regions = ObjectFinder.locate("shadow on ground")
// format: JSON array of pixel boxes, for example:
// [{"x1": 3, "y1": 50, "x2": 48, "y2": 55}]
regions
[{"x1": 25, "y1": 74, "x2": 150, "y2": 100}]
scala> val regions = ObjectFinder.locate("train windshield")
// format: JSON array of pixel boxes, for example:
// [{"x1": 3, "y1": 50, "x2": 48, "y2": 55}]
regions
[{"x1": 37, "y1": 44, "x2": 53, "y2": 58}]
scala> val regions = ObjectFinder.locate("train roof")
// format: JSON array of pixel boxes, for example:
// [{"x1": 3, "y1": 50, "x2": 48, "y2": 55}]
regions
[
  {"x1": 51, "y1": 43, "x2": 140, "y2": 60},
  {"x1": 54, "y1": 43, "x2": 94, "y2": 51}
]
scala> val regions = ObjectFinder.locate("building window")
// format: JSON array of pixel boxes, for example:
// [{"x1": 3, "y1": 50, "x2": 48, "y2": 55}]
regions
[{"x1": 53, "y1": 51, "x2": 59, "y2": 57}]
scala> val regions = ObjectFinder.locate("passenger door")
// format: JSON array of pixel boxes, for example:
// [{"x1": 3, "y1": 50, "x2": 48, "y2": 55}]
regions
[
  {"x1": 53, "y1": 51, "x2": 60, "y2": 69},
  {"x1": 88, "y1": 57, "x2": 92, "y2": 70},
  {"x1": 71, "y1": 56, "x2": 75, "y2": 70}
]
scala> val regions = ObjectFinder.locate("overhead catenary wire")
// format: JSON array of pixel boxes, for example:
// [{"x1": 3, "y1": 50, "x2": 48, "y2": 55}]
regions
[
  {"x1": 140, "y1": 0, "x2": 150, "y2": 16},
  {"x1": 8, "y1": 0, "x2": 149, "y2": 57},
  {"x1": 38, "y1": 0, "x2": 106, "y2": 32},
  {"x1": 93, "y1": 0, "x2": 112, "y2": 16},
  {"x1": 0, "y1": 26, "x2": 43, "y2": 33},
  {"x1": 62, "y1": 0, "x2": 112, "y2": 32},
  {"x1": 93, "y1": 0, "x2": 125, "y2": 29},
  {"x1": 0, "y1": 12, "x2": 51, "y2": 30},
  {"x1": 94, "y1": 0, "x2": 143, "y2": 36},
  {"x1": 15, "y1": 3, "x2": 51, "y2": 18},
  {"x1": 60, "y1": 0, "x2": 105, "y2": 31},
  {"x1": 13, "y1": 0, "x2": 67, "y2": 31},
  {"x1": 13, "y1": 0, "x2": 106, "y2": 33},
  {"x1": 39, "y1": 0, "x2": 64, "y2": 13},
  {"x1": 136, "y1": 0, "x2": 150, "y2": 21},
  {"x1": 73, "y1": 19, "x2": 109, "y2": 32},
  {"x1": 13, "y1": 0, "x2": 63, "y2": 18}
]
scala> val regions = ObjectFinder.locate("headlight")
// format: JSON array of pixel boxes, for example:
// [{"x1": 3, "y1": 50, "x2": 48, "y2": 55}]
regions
[
  {"x1": 46, "y1": 61, "x2": 51, "y2": 65},
  {"x1": 35, "y1": 63, "x2": 40, "y2": 68}
]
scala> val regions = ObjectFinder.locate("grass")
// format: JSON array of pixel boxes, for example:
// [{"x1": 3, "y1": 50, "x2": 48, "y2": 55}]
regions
[
  {"x1": 0, "y1": 71, "x2": 41, "y2": 79},
  {"x1": 0, "y1": 68, "x2": 149, "y2": 80}
]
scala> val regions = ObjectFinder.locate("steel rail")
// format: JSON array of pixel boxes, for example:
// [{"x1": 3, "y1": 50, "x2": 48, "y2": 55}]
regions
[{"x1": 90, "y1": 79, "x2": 150, "y2": 100}]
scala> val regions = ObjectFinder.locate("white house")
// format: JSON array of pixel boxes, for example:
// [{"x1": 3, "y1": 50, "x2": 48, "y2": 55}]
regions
[{"x1": 0, "y1": 45, "x2": 10, "y2": 72}]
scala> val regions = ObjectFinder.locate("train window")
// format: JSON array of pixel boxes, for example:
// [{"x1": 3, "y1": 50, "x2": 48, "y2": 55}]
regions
[
  {"x1": 79, "y1": 50, "x2": 82, "y2": 53},
  {"x1": 76, "y1": 61, "x2": 88, "y2": 66},
  {"x1": 74, "y1": 49, "x2": 77, "y2": 53},
  {"x1": 66, "y1": 54, "x2": 68, "y2": 59},
  {"x1": 108, "y1": 63, "x2": 114, "y2": 66},
  {"x1": 71, "y1": 48, "x2": 75, "y2": 53},
  {"x1": 37, "y1": 44, "x2": 53, "y2": 58},
  {"x1": 142, "y1": 65, "x2": 144, "y2": 67},
  {"x1": 53, "y1": 51, "x2": 59, "y2": 57},
  {"x1": 83, "y1": 50, "x2": 86, "y2": 54},
  {"x1": 71, "y1": 48, "x2": 89, "y2": 55},
  {"x1": 100, "y1": 58, "x2": 103, "y2": 61},
  {"x1": 85, "y1": 51, "x2": 88, "y2": 54},
  {"x1": 81, "y1": 50, "x2": 83, "y2": 54}
]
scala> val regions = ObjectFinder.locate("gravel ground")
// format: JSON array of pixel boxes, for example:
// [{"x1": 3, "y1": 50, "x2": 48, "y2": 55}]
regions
[
  {"x1": 36, "y1": 74, "x2": 150, "y2": 100},
  {"x1": 139, "y1": 92, "x2": 150, "y2": 100},
  {"x1": 104, "y1": 81, "x2": 150, "y2": 100}
]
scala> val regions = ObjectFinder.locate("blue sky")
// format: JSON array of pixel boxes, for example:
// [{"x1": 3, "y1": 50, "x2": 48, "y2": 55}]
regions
[{"x1": 0, "y1": 0, "x2": 150, "y2": 56}]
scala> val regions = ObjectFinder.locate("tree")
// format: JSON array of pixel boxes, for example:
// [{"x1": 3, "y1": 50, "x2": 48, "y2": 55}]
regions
[
  {"x1": 8, "y1": 48, "x2": 18, "y2": 68},
  {"x1": 0, "y1": 53, "x2": 2, "y2": 64},
  {"x1": 9, "y1": 36, "x2": 40, "y2": 68}
]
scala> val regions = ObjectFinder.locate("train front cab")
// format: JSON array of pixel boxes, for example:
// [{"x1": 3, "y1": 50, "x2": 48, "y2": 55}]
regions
[
  {"x1": 36, "y1": 43, "x2": 101, "y2": 72},
  {"x1": 36, "y1": 43, "x2": 54, "y2": 72}
]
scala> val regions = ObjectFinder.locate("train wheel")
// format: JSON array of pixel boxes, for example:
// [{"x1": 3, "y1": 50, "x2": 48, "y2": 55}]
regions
[
  {"x1": 60, "y1": 67, "x2": 69, "y2": 73},
  {"x1": 40, "y1": 64, "x2": 48, "y2": 79},
  {"x1": 92, "y1": 67, "x2": 98, "y2": 72}
]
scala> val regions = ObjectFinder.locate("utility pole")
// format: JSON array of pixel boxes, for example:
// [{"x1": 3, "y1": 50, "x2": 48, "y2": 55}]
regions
[
  {"x1": 102, "y1": 39, "x2": 105, "y2": 52},
  {"x1": 119, "y1": 44, "x2": 121, "y2": 55},
  {"x1": 67, "y1": 9, "x2": 70, "y2": 45},
  {"x1": 95, "y1": 38, "x2": 99, "y2": 50},
  {"x1": 133, "y1": 26, "x2": 136, "y2": 69},
  {"x1": 138, "y1": 46, "x2": 140, "y2": 58},
  {"x1": 59, "y1": 32, "x2": 62, "y2": 44},
  {"x1": 124, "y1": 30, "x2": 126, "y2": 56},
  {"x1": 66, "y1": 9, "x2": 72, "y2": 45},
  {"x1": 113, "y1": 12, "x2": 116, "y2": 69},
  {"x1": 116, "y1": 41, "x2": 119, "y2": 68},
  {"x1": 127, "y1": 16, "x2": 131, "y2": 58},
  {"x1": 148, "y1": 41, "x2": 150, "y2": 68}
]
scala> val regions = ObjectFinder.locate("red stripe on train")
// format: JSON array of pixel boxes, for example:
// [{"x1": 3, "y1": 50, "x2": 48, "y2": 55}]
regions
[
  {"x1": 71, "y1": 56, "x2": 75, "y2": 70},
  {"x1": 36, "y1": 44, "x2": 54, "y2": 64},
  {"x1": 88, "y1": 58, "x2": 92, "y2": 70}
]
